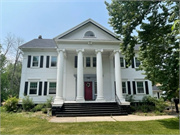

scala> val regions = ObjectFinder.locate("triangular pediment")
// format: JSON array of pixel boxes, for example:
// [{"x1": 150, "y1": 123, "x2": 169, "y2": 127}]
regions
[{"x1": 54, "y1": 19, "x2": 120, "y2": 41}]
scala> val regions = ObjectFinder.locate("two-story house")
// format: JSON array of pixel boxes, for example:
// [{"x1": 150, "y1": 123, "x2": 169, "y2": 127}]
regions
[{"x1": 19, "y1": 19, "x2": 153, "y2": 116}]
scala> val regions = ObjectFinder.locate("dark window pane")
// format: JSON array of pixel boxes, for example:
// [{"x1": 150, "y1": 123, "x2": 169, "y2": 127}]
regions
[
  {"x1": 32, "y1": 56, "x2": 39, "y2": 67},
  {"x1": 49, "y1": 82, "x2": 56, "y2": 94},
  {"x1": 86, "y1": 57, "x2": 91, "y2": 67},
  {"x1": 93, "y1": 57, "x2": 96, "y2": 67},
  {"x1": 75, "y1": 56, "x2": 77, "y2": 68},
  {"x1": 122, "y1": 82, "x2": 126, "y2": 93},
  {"x1": 51, "y1": 56, "x2": 57, "y2": 67},
  {"x1": 137, "y1": 82, "x2": 144, "y2": 93},
  {"x1": 135, "y1": 58, "x2": 140, "y2": 67},
  {"x1": 30, "y1": 82, "x2": 37, "y2": 94},
  {"x1": 30, "y1": 89, "x2": 37, "y2": 94},
  {"x1": 84, "y1": 31, "x2": 95, "y2": 37},
  {"x1": 120, "y1": 57, "x2": 124, "y2": 67}
]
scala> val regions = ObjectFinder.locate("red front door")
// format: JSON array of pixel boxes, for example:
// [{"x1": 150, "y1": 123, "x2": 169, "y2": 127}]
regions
[{"x1": 85, "y1": 82, "x2": 92, "y2": 100}]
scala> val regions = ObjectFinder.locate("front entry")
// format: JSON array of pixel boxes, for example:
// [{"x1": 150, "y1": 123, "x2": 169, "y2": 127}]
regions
[{"x1": 85, "y1": 82, "x2": 92, "y2": 100}]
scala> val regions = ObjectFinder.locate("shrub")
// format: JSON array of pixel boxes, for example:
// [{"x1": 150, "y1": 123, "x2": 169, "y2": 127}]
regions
[
  {"x1": 46, "y1": 96, "x2": 53, "y2": 108},
  {"x1": 125, "y1": 95, "x2": 135, "y2": 102},
  {"x1": 22, "y1": 96, "x2": 34, "y2": 111},
  {"x1": 33, "y1": 104, "x2": 46, "y2": 112},
  {"x1": 41, "y1": 108, "x2": 47, "y2": 113},
  {"x1": 3, "y1": 96, "x2": 19, "y2": 112}
]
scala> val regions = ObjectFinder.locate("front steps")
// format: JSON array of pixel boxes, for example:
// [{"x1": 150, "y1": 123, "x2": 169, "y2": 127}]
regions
[{"x1": 52, "y1": 102, "x2": 129, "y2": 117}]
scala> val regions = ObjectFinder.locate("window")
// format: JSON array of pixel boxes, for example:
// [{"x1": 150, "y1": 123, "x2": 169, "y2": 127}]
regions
[
  {"x1": 32, "y1": 56, "x2": 39, "y2": 67},
  {"x1": 136, "y1": 82, "x2": 144, "y2": 93},
  {"x1": 120, "y1": 57, "x2": 124, "y2": 67},
  {"x1": 93, "y1": 57, "x2": 96, "y2": 67},
  {"x1": 49, "y1": 82, "x2": 56, "y2": 94},
  {"x1": 86, "y1": 57, "x2": 91, "y2": 67},
  {"x1": 29, "y1": 82, "x2": 38, "y2": 94},
  {"x1": 84, "y1": 31, "x2": 95, "y2": 37},
  {"x1": 51, "y1": 56, "x2": 57, "y2": 67},
  {"x1": 135, "y1": 57, "x2": 140, "y2": 67},
  {"x1": 122, "y1": 82, "x2": 127, "y2": 94}
]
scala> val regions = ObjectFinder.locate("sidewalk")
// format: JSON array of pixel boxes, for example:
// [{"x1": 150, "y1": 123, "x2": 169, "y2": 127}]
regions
[{"x1": 49, "y1": 115, "x2": 178, "y2": 123}]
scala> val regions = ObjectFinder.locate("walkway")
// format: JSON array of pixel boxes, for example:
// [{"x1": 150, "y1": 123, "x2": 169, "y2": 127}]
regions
[{"x1": 49, "y1": 115, "x2": 178, "y2": 123}]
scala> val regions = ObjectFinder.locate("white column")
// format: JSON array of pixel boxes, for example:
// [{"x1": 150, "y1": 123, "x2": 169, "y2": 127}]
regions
[
  {"x1": 114, "y1": 50, "x2": 124, "y2": 101},
  {"x1": 53, "y1": 49, "x2": 65, "y2": 106},
  {"x1": 95, "y1": 49, "x2": 105, "y2": 101},
  {"x1": 76, "y1": 49, "x2": 85, "y2": 101}
]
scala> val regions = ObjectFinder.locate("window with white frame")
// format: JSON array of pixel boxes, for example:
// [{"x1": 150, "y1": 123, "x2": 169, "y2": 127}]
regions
[
  {"x1": 120, "y1": 57, "x2": 125, "y2": 67},
  {"x1": 83, "y1": 56, "x2": 96, "y2": 67},
  {"x1": 84, "y1": 31, "x2": 95, "y2": 37},
  {"x1": 135, "y1": 57, "x2": 140, "y2": 67},
  {"x1": 122, "y1": 82, "x2": 127, "y2": 94},
  {"x1": 32, "y1": 56, "x2": 39, "y2": 67},
  {"x1": 136, "y1": 81, "x2": 144, "y2": 93},
  {"x1": 50, "y1": 56, "x2": 57, "y2": 67},
  {"x1": 49, "y1": 82, "x2": 56, "y2": 94},
  {"x1": 29, "y1": 82, "x2": 38, "y2": 94}
]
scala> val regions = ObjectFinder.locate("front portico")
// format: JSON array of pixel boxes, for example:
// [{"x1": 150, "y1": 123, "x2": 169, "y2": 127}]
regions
[{"x1": 52, "y1": 47, "x2": 129, "y2": 106}]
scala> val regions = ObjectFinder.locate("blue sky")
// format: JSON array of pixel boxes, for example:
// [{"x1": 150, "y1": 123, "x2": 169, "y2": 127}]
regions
[{"x1": 1, "y1": 0, "x2": 113, "y2": 43}]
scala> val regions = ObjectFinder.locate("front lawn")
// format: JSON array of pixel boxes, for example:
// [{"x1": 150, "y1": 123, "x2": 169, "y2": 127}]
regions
[{"x1": 0, "y1": 111, "x2": 179, "y2": 134}]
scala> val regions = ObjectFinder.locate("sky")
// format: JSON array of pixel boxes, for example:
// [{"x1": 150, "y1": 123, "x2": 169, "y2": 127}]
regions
[{"x1": 0, "y1": 0, "x2": 113, "y2": 44}]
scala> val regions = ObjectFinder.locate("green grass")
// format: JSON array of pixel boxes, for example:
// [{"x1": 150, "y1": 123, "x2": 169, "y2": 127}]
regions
[{"x1": 0, "y1": 109, "x2": 179, "y2": 134}]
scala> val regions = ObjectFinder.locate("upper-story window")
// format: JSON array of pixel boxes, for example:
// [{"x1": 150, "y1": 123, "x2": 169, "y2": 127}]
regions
[
  {"x1": 84, "y1": 31, "x2": 95, "y2": 37},
  {"x1": 93, "y1": 57, "x2": 96, "y2": 67},
  {"x1": 86, "y1": 57, "x2": 91, "y2": 67},
  {"x1": 32, "y1": 56, "x2": 39, "y2": 67},
  {"x1": 135, "y1": 57, "x2": 141, "y2": 68},
  {"x1": 50, "y1": 56, "x2": 57, "y2": 67},
  {"x1": 120, "y1": 57, "x2": 125, "y2": 67}
]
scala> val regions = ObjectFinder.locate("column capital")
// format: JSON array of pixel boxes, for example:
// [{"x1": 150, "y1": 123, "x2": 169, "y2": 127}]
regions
[
  {"x1": 57, "y1": 49, "x2": 65, "y2": 53},
  {"x1": 95, "y1": 49, "x2": 103, "y2": 53},
  {"x1": 76, "y1": 49, "x2": 84, "y2": 53},
  {"x1": 113, "y1": 49, "x2": 120, "y2": 53}
]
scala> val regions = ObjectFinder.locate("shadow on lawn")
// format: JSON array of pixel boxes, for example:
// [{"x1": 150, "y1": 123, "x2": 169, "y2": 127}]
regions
[{"x1": 157, "y1": 118, "x2": 179, "y2": 130}]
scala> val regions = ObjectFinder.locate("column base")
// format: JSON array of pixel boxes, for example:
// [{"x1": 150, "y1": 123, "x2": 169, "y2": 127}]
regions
[
  {"x1": 96, "y1": 96, "x2": 105, "y2": 102},
  {"x1": 76, "y1": 97, "x2": 85, "y2": 102},
  {"x1": 52, "y1": 97, "x2": 64, "y2": 107}
]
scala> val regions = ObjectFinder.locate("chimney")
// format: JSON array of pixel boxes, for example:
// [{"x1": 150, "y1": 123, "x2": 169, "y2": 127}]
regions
[{"x1": 38, "y1": 35, "x2": 42, "y2": 39}]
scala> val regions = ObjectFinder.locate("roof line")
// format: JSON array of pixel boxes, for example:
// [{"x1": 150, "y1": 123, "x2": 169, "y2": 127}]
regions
[{"x1": 53, "y1": 18, "x2": 121, "y2": 41}]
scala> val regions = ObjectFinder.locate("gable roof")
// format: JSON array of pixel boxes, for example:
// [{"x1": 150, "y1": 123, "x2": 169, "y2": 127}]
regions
[
  {"x1": 53, "y1": 18, "x2": 120, "y2": 41},
  {"x1": 19, "y1": 39, "x2": 56, "y2": 49}
]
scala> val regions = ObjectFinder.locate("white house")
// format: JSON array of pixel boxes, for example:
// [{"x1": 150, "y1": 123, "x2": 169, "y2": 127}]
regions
[{"x1": 19, "y1": 19, "x2": 153, "y2": 116}]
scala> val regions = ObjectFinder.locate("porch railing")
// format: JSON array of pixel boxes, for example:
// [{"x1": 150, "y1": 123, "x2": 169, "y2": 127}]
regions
[{"x1": 115, "y1": 94, "x2": 121, "y2": 105}]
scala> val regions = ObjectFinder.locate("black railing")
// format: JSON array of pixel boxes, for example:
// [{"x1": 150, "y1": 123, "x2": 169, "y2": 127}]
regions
[{"x1": 115, "y1": 94, "x2": 121, "y2": 105}]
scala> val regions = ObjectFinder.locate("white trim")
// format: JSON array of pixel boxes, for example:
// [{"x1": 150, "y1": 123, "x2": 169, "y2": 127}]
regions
[
  {"x1": 49, "y1": 55, "x2": 57, "y2": 68},
  {"x1": 31, "y1": 55, "x2": 40, "y2": 68},
  {"x1": 83, "y1": 56, "x2": 96, "y2": 68},
  {"x1": 28, "y1": 81, "x2": 39, "y2": 96},
  {"x1": 83, "y1": 31, "x2": 96, "y2": 38},
  {"x1": 135, "y1": 81, "x2": 146, "y2": 94},
  {"x1": 53, "y1": 18, "x2": 120, "y2": 41},
  {"x1": 47, "y1": 80, "x2": 57, "y2": 95},
  {"x1": 122, "y1": 81, "x2": 128, "y2": 94},
  {"x1": 134, "y1": 57, "x2": 141, "y2": 68},
  {"x1": 120, "y1": 57, "x2": 125, "y2": 68}
]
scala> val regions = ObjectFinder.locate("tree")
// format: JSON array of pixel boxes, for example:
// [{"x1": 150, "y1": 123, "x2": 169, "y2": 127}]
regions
[
  {"x1": 105, "y1": 0, "x2": 179, "y2": 99},
  {"x1": 1, "y1": 33, "x2": 23, "y2": 102}
]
